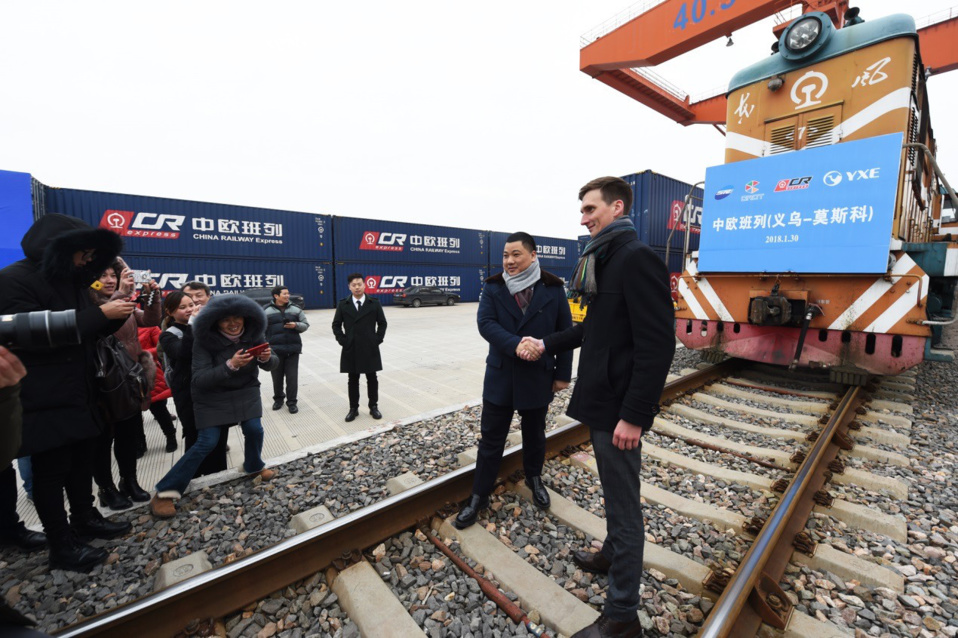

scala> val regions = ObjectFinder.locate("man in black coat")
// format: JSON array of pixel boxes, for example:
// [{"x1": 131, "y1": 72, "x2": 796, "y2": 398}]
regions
[
  {"x1": 522, "y1": 177, "x2": 675, "y2": 638},
  {"x1": 265, "y1": 285, "x2": 309, "y2": 414},
  {"x1": 0, "y1": 214, "x2": 136, "y2": 572},
  {"x1": 332, "y1": 273, "x2": 387, "y2": 422},
  {"x1": 454, "y1": 232, "x2": 573, "y2": 529}
]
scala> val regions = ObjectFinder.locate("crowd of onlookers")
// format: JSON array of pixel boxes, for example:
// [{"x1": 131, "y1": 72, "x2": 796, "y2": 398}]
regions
[{"x1": 0, "y1": 214, "x2": 315, "y2": 575}]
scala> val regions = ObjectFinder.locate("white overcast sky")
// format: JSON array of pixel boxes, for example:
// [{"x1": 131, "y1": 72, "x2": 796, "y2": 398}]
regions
[{"x1": 2, "y1": 1, "x2": 956, "y2": 240}]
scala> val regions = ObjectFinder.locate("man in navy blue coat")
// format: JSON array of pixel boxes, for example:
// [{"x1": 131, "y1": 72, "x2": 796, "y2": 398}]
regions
[{"x1": 454, "y1": 232, "x2": 573, "y2": 529}]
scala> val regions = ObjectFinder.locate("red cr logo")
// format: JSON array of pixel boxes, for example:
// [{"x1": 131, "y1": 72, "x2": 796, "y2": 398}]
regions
[
  {"x1": 99, "y1": 210, "x2": 183, "y2": 239},
  {"x1": 363, "y1": 275, "x2": 408, "y2": 293},
  {"x1": 359, "y1": 231, "x2": 406, "y2": 252}
]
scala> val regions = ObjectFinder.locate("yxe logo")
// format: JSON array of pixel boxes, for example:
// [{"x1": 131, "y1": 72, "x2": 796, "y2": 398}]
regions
[
  {"x1": 823, "y1": 168, "x2": 880, "y2": 186},
  {"x1": 714, "y1": 186, "x2": 734, "y2": 200},
  {"x1": 359, "y1": 231, "x2": 407, "y2": 252},
  {"x1": 99, "y1": 210, "x2": 185, "y2": 239},
  {"x1": 744, "y1": 181, "x2": 760, "y2": 194},
  {"x1": 363, "y1": 275, "x2": 408, "y2": 294},
  {"x1": 774, "y1": 176, "x2": 812, "y2": 192}
]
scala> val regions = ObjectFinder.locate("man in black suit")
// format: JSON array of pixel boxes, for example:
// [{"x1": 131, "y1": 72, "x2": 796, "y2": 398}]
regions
[
  {"x1": 332, "y1": 273, "x2": 387, "y2": 422},
  {"x1": 453, "y1": 232, "x2": 573, "y2": 530},
  {"x1": 522, "y1": 176, "x2": 674, "y2": 638}
]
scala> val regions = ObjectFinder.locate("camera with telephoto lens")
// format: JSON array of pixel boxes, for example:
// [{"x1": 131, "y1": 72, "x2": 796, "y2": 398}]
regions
[{"x1": 0, "y1": 310, "x2": 81, "y2": 349}]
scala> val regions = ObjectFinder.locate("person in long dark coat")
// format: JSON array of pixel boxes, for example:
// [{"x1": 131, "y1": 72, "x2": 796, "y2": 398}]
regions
[
  {"x1": 524, "y1": 177, "x2": 675, "y2": 638},
  {"x1": 332, "y1": 273, "x2": 387, "y2": 422},
  {"x1": 454, "y1": 232, "x2": 573, "y2": 530},
  {"x1": 150, "y1": 294, "x2": 278, "y2": 518},
  {"x1": 0, "y1": 214, "x2": 134, "y2": 572}
]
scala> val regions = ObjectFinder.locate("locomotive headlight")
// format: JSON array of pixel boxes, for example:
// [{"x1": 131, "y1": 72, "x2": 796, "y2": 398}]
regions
[
  {"x1": 779, "y1": 12, "x2": 832, "y2": 61},
  {"x1": 786, "y1": 17, "x2": 821, "y2": 51}
]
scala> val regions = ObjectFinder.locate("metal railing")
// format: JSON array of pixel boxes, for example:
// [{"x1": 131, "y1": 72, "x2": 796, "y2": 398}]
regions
[
  {"x1": 580, "y1": 0, "x2": 668, "y2": 47},
  {"x1": 631, "y1": 66, "x2": 690, "y2": 100},
  {"x1": 916, "y1": 5, "x2": 958, "y2": 29}
]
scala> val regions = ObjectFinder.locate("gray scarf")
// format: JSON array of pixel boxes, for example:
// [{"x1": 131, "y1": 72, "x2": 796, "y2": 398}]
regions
[
  {"x1": 569, "y1": 217, "x2": 636, "y2": 307},
  {"x1": 503, "y1": 258, "x2": 541, "y2": 295}
]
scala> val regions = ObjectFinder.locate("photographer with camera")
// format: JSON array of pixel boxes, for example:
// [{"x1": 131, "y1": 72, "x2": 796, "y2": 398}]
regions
[
  {"x1": 89, "y1": 258, "x2": 161, "y2": 510},
  {"x1": 0, "y1": 214, "x2": 134, "y2": 572}
]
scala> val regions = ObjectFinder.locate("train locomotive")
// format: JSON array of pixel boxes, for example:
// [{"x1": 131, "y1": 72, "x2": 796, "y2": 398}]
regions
[{"x1": 674, "y1": 9, "x2": 958, "y2": 384}]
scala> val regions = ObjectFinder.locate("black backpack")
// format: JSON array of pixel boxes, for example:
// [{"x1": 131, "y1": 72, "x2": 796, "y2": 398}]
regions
[{"x1": 94, "y1": 335, "x2": 148, "y2": 422}]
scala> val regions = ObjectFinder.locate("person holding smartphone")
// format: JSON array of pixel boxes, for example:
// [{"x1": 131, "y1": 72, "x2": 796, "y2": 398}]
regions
[{"x1": 150, "y1": 294, "x2": 278, "y2": 518}]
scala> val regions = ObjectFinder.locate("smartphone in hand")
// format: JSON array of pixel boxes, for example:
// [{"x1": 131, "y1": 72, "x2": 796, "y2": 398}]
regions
[{"x1": 244, "y1": 343, "x2": 270, "y2": 357}]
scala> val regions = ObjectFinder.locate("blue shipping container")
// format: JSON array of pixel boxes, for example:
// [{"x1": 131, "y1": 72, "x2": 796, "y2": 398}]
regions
[
  {"x1": 487, "y1": 231, "x2": 578, "y2": 270},
  {"x1": 120, "y1": 254, "x2": 334, "y2": 309},
  {"x1": 621, "y1": 170, "x2": 703, "y2": 252},
  {"x1": 44, "y1": 187, "x2": 332, "y2": 261},
  {"x1": 334, "y1": 217, "x2": 487, "y2": 265},
  {"x1": 334, "y1": 263, "x2": 487, "y2": 306},
  {"x1": 0, "y1": 170, "x2": 36, "y2": 269}
]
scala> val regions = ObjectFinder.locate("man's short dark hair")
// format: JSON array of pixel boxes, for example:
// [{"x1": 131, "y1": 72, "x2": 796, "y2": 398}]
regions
[
  {"x1": 505, "y1": 232, "x2": 537, "y2": 254},
  {"x1": 181, "y1": 281, "x2": 211, "y2": 295},
  {"x1": 579, "y1": 176, "x2": 633, "y2": 215},
  {"x1": 271, "y1": 285, "x2": 288, "y2": 298},
  {"x1": 347, "y1": 273, "x2": 364, "y2": 284}
]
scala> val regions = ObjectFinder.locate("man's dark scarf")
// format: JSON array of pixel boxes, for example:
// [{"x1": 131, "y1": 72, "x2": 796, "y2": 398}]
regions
[{"x1": 568, "y1": 217, "x2": 636, "y2": 308}]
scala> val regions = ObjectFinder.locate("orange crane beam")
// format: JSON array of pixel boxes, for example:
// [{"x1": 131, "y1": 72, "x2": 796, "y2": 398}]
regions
[
  {"x1": 579, "y1": 0, "x2": 852, "y2": 125},
  {"x1": 920, "y1": 15, "x2": 958, "y2": 75}
]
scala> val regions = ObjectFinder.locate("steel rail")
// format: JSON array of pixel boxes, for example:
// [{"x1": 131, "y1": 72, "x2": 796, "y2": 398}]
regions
[
  {"x1": 697, "y1": 384, "x2": 865, "y2": 638},
  {"x1": 55, "y1": 360, "x2": 741, "y2": 637}
]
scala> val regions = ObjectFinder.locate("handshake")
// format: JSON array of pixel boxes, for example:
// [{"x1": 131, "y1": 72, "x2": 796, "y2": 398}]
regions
[{"x1": 516, "y1": 336, "x2": 545, "y2": 361}]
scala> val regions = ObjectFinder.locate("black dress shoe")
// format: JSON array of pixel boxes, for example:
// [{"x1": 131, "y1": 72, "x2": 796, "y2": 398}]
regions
[
  {"x1": 288, "y1": 404, "x2": 299, "y2": 414},
  {"x1": 345, "y1": 408, "x2": 359, "y2": 422},
  {"x1": 165, "y1": 436, "x2": 178, "y2": 453},
  {"x1": 571, "y1": 614, "x2": 643, "y2": 638},
  {"x1": 369, "y1": 406, "x2": 382, "y2": 420},
  {"x1": 453, "y1": 494, "x2": 489, "y2": 530},
  {"x1": 98, "y1": 487, "x2": 132, "y2": 511},
  {"x1": 49, "y1": 536, "x2": 108, "y2": 572},
  {"x1": 526, "y1": 476, "x2": 551, "y2": 509},
  {"x1": 72, "y1": 510, "x2": 132, "y2": 540},
  {"x1": 118, "y1": 476, "x2": 150, "y2": 503},
  {"x1": 572, "y1": 548, "x2": 612, "y2": 575},
  {"x1": 272, "y1": 400, "x2": 283, "y2": 410},
  {"x1": 0, "y1": 524, "x2": 47, "y2": 552}
]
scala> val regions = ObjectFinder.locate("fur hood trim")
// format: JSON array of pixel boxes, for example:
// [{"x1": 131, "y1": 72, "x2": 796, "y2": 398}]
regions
[
  {"x1": 485, "y1": 270, "x2": 565, "y2": 287},
  {"x1": 22, "y1": 214, "x2": 123, "y2": 285},
  {"x1": 192, "y1": 294, "x2": 268, "y2": 345}
]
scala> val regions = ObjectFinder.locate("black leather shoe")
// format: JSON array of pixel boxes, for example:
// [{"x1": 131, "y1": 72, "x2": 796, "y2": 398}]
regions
[
  {"x1": 72, "y1": 510, "x2": 132, "y2": 540},
  {"x1": 288, "y1": 404, "x2": 299, "y2": 414},
  {"x1": 48, "y1": 536, "x2": 108, "y2": 572},
  {"x1": 571, "y1": 614, "x2": 643, "y2": 638},
  {"x1": 369, "y1": 406, "x2": 382, "y2": 420},
  {"x1": 573, "y1": 548, "x2": 612, "y2": 575},
  {"x1": 453, "y1": 494, "x2": 489, "y2": 530},
  {"x1": 526, "y1": 476, "x2": 551, "y2": 510},
  {"x1": 118, "y1": 476, "x2": 150, "y2": 503},
  {"x1": 98, "y1": 487, "x2": 132, "y2": 511},
  {"x1": 165, "y1": 436, "x2": 178, "y2": 453},
  {"x1": 0, "y1": 524, "x2": 47, "y2": 552},
  {"x1": 272, "y1": 400, "x2": 283, "y2": 410},
  {"x1": 345, "y1": 408, "x2": 359, "y2": 422}
]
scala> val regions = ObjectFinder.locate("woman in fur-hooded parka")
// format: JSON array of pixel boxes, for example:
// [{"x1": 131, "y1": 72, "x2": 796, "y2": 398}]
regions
[{"x1": 190, "y1": 294, "x2": 278, "y2": 428}]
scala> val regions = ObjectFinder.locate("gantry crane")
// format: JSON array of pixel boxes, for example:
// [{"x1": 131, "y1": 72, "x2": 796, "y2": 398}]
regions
[{"x1": 579, "y1": 0, "x2": 958, "y2": 127}]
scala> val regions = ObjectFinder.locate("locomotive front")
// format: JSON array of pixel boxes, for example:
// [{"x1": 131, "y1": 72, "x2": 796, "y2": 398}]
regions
[{"x1": 674, "y1": 12, "x2": 957, "y2": 383}]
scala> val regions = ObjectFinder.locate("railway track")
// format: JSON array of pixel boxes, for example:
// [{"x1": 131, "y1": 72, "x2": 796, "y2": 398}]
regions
[{"x1": 49, "y1": 360, "x2": 918, "y2": 637}]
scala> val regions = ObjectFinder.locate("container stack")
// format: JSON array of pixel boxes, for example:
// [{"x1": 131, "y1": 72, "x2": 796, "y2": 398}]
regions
[
  {"x1": 621, "y1": 170, "x2": 703, "y2": 298},
  {"x1": 42, "y1": 187, "x2": 335, "y2": 309},
  {"x1": 331, "y1": 217, "x2": 489, "y2": 306}
]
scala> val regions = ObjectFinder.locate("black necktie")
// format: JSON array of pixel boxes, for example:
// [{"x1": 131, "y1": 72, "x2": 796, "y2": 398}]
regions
[{"x1": 356, "y1": 300, "x2": 362, "y2": 311}]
